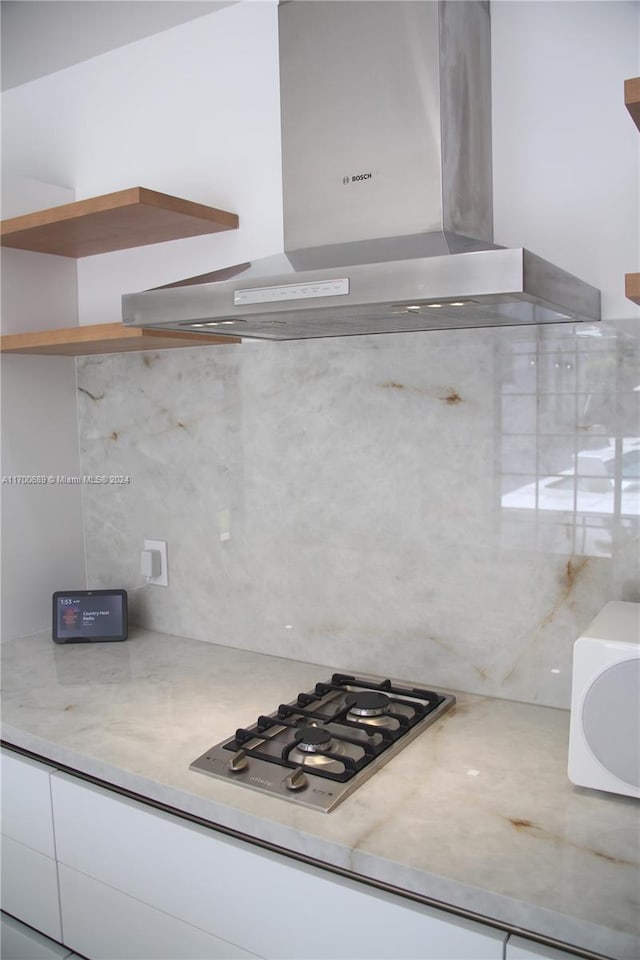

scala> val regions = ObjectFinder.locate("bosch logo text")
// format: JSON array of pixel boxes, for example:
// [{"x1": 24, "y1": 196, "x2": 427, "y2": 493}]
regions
[{"x1": 343, "y1": 173, "x2": 373, "y2": 183}]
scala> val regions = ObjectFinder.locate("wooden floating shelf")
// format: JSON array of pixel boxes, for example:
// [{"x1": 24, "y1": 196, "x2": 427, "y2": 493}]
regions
[
  {"x1": 625, "y1": 273, "x2": 640, "y2": 306},
  {"x1": 625, "y1": 80, "x2": 640, "y2": 306},
  {"x1": 0, "y1": 322, "x2": 240, "y2": 357},
  {"x1": 624, "y1": 77, "x2": 640, "y2": 131},
  {"x1": 0, "y1": 187, "x2": 239, "y2": 258}
]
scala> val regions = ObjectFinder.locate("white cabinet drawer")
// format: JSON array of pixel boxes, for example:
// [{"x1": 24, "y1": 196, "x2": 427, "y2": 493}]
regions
[
  {"x1": 0, "y1": 836, "x2": 62, "y2": 942},
  {"x1": 0, "y1": 912, "x2": 70, "y2": 960},
  {"x1": 58, "y1": 865, "x2": 260, "y2": 960},
  {"x1": 1, "y1": 750, "x2": 56, "y2": 857},
  {"x1": 51, "y1": 773, "x2": 505, "y2": 960},
  {"x1": 506, "y1": 935, "x2": 580, "y2": 959}
]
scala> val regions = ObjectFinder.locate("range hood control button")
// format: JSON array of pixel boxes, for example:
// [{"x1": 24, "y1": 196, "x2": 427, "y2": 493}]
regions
[
  {"x1": 284, "y1": 767, "x2": 308, "y2": 792},
  {"x1": 227, "y1": 749, "x2": 249, "y2": 773}
]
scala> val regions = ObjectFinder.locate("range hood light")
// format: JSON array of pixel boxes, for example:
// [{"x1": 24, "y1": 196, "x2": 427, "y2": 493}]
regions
[
  {"x1": 189, "y1": 320, "x2": 235, "y2": 328},
  {"x1": 428, "y1": 303, "x2": 443, "y2": 309},
  {"x1": 199, "y1": 320, "x2": 237, "y2": 327},
  {"x1": 427, "y1": 301, "x2": 470, "y2": 308}
]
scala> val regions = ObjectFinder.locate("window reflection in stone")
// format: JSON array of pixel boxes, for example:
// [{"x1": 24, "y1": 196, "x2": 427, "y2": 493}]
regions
[{"x1": 498, "y1": 325, "x2": 640, "y2": 558}]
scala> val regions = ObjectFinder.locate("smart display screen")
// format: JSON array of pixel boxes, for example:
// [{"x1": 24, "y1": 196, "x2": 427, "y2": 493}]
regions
[{"x1": 53, "y1": 590, "x2": 128, "y2": 642}]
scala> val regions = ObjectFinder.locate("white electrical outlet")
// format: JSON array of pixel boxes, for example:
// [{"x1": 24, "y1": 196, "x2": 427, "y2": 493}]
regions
[
  {"x1": 143, "y1": 539, "x2": 168, "y2": 586},
  {"x1": 141, "y1": 549, "x2": 161, "y2": 578},
  {"x1": 219, "y1": 509, "x2": 231, "y2": 542}
]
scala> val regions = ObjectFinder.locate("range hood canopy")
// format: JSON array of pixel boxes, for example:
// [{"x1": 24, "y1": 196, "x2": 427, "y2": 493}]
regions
[{"x1": 122, "y1": 0, "x2": 600, "y2": 341}]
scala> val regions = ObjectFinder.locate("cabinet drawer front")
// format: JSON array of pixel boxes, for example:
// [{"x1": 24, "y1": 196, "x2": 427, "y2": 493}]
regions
[
  {"x1": 58, "y1": 865, "x2": 260, "y2": 960},
  {"x1": 0, "y1": 912, "x2": 70, "y2": 960},
  {"x1": 1, "y1": 750, "x2": 56, "y2": 857},
  {"x1": 0, "y1": 836, "x2": 62, "y2": 942},
  {"x1": 51, "y1": 773, "x2": 505, "y2": 960},
  {"x1": 506, "y1": 936, "x2": 579, "y2": 960}
]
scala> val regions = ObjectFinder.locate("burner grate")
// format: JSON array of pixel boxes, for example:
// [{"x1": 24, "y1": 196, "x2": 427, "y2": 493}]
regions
[
  {"x1": 190, "y1": 671, "x2": 455, "y2": 811},
  {"x1": 228, "y1": 713, "x2": 383, "y2": 782}
]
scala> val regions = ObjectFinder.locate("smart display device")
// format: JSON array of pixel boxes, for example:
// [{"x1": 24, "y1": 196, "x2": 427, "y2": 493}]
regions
[{"x1": 52, "y1": 590, "x2": 128, "y2": 643}]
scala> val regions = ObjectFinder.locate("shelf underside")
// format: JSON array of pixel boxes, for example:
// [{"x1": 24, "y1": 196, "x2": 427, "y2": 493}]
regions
[
  {"x1": 0, "y1": 323, "x2": 240, "y2": 356},
  {"x1": 625, "y1": 77, "x2": 640, "y2": 131},
  {"x1": 625, "y1": 273, "x2": 640, "y2": 306}
]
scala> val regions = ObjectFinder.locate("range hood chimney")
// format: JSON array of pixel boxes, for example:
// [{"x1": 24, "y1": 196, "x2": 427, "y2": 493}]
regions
[
  {"x1": 280, "y1": 0, "x2": 494, "y2": 269},
  {"x1": 122, "y1": 1, "x2": 600, "y2": 340}
]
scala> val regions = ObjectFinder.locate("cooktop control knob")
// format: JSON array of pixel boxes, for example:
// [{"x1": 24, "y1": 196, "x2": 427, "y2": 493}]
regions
[
  {"x1": 227, "y1": 749, "x2": 249, "y2": 773},
  {"x1": 284, "y1": 767, "x2": 308, "y2": 791}
]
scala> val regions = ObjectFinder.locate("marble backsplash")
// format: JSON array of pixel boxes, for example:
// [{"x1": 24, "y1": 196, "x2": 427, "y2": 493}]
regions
[{"x1": 77, "y1": 323, "x2": 639, "y2": 708}]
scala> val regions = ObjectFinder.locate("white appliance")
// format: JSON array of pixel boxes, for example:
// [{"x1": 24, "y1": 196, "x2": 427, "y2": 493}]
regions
[{"x1": 568, "y1": 601, "x2": 640, "y2": 799}]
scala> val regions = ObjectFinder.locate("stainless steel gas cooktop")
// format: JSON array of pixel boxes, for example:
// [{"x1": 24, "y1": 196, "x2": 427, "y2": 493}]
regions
[{"x1": 190, "y1": 672, "x2": 455, "y2": 812}]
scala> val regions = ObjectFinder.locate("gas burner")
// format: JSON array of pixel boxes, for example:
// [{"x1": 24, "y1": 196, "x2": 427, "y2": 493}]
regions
[
  {"x1": 345, "y1": 691, "x2": 391, "y2": 717},
  {"x1": 289, "y1": 726, "x2": 344, "y2": 767},
  {"x1": 345, "y1": 691, "x2": 399, "y2": 730},
  {"x1": 295, "y1": 726, "x2": 334, "y2": 754}
]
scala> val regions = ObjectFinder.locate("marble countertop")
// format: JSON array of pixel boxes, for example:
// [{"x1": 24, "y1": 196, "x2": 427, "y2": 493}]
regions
[{"x1": 1, "y1": 628, "x2": 638, "y2": 960}]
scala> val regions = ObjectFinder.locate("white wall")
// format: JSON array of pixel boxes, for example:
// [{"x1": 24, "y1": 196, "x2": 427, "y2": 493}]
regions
[
  {"x1": 1, "y1": 176, "x2": 78, "y2": 335},
  {"x1": 1, "y1": 354, "x2": 86, "y2": 639},
  {"x1": 491, "y1": 1, "x2": 639, "y2": 327},
  {"x1": 1, "y1": 1, "x2": 230, "y2": 90},
  {"x1": 0, "y1": 1, "x2": 283, "y2": 327},
  {"x1": 1, "y1": 179, "x2": 86, "y2": 640}
]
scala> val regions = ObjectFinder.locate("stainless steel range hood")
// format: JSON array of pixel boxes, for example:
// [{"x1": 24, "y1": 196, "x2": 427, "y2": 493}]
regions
[{"x1": 122, "y1": 1, "x2": 600, "y2": 341}]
